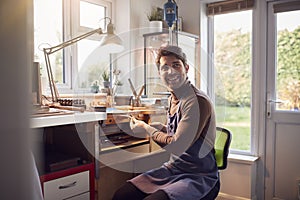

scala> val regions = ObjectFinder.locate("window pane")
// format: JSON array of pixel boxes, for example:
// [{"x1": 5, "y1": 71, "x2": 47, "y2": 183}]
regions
[
  {"x1": 34, "y1": 0, "x2": 63, "y2": 85},
  {"x1": 276, "y1": 10, "x2": 300, "y2": 111},
  {"x1": 80, "y1": 1, "x2": 106, "y2": 29},
  {"x1": 77, "y1": 39, "x2": 110, "y2": 89},
  {"x1": 77, "y1": 1, "x2": 109, "y2": 90},
  {"x1": 213, "y1": 11, "x2": 252, "y2": 151}
]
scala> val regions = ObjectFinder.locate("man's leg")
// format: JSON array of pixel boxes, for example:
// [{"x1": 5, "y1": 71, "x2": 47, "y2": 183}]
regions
[{"x1": 112, "y1": 182, "x2": 147, "y2": 200}]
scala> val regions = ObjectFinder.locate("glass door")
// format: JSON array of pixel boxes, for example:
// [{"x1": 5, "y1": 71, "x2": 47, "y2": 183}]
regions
[{"x1": 265, "y1": 1, "x2": 300, "y2": 199}]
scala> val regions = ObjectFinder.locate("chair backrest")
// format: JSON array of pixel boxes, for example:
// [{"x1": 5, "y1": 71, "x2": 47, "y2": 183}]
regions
[{"x1": 215, "y1": 127, "x2": 232, "y2": 170}]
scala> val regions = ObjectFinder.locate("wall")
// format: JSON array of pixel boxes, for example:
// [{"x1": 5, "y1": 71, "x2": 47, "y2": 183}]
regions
[
  {"x1": 176, "y1": 0, "x2": 200, "y2": 35},
  {"x1": 114, "y1": 0, "x2": 201, "y2": 95},
  {"x1": 129, "y1": 0, "x2": 200, "y2": 35},
  {"x1": 114, "y1": 0, "x2": 165, "y2": 95},
  {"x1": 0, "y1": 0, "x2": 43, "y2": 199},
  {"x1": 115, "y1": 0, "x2": 132, "y2": 95},
  {"x1": 129, "y1": 0, "x2": 166, "y2": 90},
  {"x1": 219, "y1": 156, "x2": 258, "y2": 200}
]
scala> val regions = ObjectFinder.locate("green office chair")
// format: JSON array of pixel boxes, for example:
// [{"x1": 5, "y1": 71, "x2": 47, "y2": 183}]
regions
[
  {"x1": 215, "y1": 127, "x2": 232, "y2": 170},
  {"x1": 201, "y1": 127, "x2": 232, "y2": 200}
]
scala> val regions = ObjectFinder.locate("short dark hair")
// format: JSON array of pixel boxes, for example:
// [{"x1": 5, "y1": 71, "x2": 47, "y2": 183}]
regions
[{"x1": 155, "y1": 45, "x2": 187, "y2": 70}]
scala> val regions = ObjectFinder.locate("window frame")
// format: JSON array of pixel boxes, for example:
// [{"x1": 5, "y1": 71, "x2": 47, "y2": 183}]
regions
[
  {"x1": 203, "y1": 1, "x2": 259, "y2": 156},
  {"x1": 69, "y1": 0, "x2": 112, "y2": 93},
  {"x1": 37, "y1": 0, "x2": 113, "y2": 94}
]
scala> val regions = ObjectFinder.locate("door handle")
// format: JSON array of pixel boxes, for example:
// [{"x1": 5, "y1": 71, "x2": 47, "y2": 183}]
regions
[
  {"x1": 268, "y1": 99, "x2": 284, "y2": 104},
  {"x1": 58, "y1": 181, "x2": 77, "y2": 189},
  {"x1": 267, "y1": 99, "x2": 285, "y2": 118}
]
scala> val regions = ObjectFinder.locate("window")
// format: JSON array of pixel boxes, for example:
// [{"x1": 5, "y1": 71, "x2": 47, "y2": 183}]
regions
[
  {"x1": 275, "y1": 9, "x2": 300, "y2": 111},
  {"x1": 207, "y1": 0, "x2": 254, "y2": 152},
  {"x1": 34, "y1": 0, "x2": 112, "y2": 94},
  {"x1": 34, "y1": 0, "x2": 63, "y2": 84}
]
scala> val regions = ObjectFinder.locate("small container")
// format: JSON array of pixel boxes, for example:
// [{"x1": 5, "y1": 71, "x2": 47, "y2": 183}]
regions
[
  {"x1": 92, "y1": 106, "x2": 106, "y2": 112},
  {"x1": 106, "y1": 95, "x2": 114, "y2": 107},
  {"x1": 114, "y1": 95, "x2": 133, "y2": 105},
  {"x1": 130, "y1": 96, "x2": 142, "y2": 107},
  {"x1": 141, "y1": 98, "x2": 157, "y2": 107},
  {"x1": 88, "y1": 93, "x2": 107, "y2": 109}
]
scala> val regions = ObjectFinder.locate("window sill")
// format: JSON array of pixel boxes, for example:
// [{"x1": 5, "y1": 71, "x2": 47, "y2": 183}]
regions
[{"x1": 228, "y1": 153, "x2": 259, "y2": 165}]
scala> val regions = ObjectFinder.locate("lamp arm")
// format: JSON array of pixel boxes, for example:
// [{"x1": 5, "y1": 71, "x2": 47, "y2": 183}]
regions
[
  {"x1": 43, "y1": 27, "x2": 103, "y2": 103},
  {"x1": 43, "y1": 49, "x2": 57, "y2": 103},
  {"x1": 43, "y1": 28, "x2": 103, "y2": 55}
]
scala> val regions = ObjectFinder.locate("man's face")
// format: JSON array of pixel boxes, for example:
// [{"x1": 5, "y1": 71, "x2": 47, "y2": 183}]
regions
[{"x1": 158, "y1": 55, "x2": 189, "y2": 90}]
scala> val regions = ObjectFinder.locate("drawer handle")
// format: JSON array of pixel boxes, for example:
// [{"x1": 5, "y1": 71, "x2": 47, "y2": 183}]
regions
[{"x1": 58, "y1": 181, "x2": 77, "y2": 189}]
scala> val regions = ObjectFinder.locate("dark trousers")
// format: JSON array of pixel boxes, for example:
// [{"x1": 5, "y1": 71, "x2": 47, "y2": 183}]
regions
[{"x1": 112, "y1": 182, "x2": 170, "y2": 200}]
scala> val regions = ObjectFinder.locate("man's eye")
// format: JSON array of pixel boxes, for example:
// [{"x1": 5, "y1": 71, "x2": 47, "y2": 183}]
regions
[
  {"x1": 172, "y1": 63, "x2": 181, "y2": 68},
  {"x1": 160, "y1": 65, "x2": 169, "y2": 71}
]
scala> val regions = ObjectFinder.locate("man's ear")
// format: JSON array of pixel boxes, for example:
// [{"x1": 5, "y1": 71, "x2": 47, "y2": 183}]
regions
[{"x1": 185, "y1": 64, "x2": 189, "y2": 73}]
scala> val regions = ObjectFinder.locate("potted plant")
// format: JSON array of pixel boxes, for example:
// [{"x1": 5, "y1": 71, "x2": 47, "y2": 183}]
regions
[
  {"x1": 147, "y1": 6, "x2": 163, "y2": 32},
  {"x1": 90, "y1": 80, "x2": 99, "y2": 93},
  {"x1": 102, "y1": 70, "x2": 110, "y2": 88},
  {"x1": 147, "y1": 6, "x2": 163, "y2": 21}
]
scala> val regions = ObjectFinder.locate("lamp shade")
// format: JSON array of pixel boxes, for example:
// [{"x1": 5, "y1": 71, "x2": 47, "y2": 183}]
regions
[{"x1": 99, "y1": 22, "x2": 124, "y2": 53}]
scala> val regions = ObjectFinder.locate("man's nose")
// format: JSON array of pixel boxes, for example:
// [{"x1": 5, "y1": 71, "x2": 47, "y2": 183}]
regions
[{"x1": 167, "y1": 66, "x2": 175, "y2": 73}]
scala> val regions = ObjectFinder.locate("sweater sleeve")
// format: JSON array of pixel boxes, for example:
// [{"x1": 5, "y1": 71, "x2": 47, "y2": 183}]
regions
[{"x1": 151, "y1": 96, "x2": 212, "y2": 154}]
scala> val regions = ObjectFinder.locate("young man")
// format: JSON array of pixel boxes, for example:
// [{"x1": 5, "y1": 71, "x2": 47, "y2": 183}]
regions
[{"x1": 113, "y1": 45, "x2": 219, "y2": 200}]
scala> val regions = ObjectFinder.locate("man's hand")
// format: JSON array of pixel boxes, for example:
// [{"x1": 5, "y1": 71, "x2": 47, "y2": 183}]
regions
[
  {"x1": 129, "y1": 117, "x2": 148, "y2": 131},
  {"x1": 129, "y1": 116, "x2": 160, "y2": 136}
]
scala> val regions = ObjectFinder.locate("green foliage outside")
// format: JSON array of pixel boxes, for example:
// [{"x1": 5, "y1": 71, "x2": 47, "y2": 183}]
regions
[
  {"x1": 214, "y1": 29, "x2": 252, "y2": 151},
  {"x1": 215, "y1": 106, "x2": 250, "y2": 150},
  {"x1": 214, "y1": 26, "x2": 300, "y2": 151},
  {"x1": 277, "y1": 27, "x2": 300, "y2": 110},
  {"x1": 77, "y1": 62, "x2": 109, "y2": 88},
  {"x1": 214, "y1": 29, "x2": 252, "y2": 107}
]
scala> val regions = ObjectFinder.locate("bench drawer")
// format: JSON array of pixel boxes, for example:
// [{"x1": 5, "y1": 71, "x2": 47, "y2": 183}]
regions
[{"x1": 44, "y1": 170, "x2": 89, "y2": 200}]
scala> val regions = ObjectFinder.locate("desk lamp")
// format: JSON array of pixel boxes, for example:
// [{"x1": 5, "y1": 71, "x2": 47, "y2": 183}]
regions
[{"x1": 43, "y1": 17, "x2": 124, "y2": 104}]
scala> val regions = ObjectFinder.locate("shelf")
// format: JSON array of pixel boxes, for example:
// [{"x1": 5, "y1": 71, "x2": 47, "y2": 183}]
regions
[
  {"x1": 100, "y1": 138, "x2": 149, "y2": 152},
  {"x1": 142, "y1": 30, "x2": 199, "y2": 39},
  {"x1": 31, "y1": 111, "x2": 106, "y2": 128},
  {"x1": 40, "y1": 163, "x2": 94, "y2": 182}
]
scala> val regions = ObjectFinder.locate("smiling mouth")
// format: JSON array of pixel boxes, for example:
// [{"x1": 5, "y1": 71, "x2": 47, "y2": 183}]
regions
[{"x1": 167, "y1": 76, "x2": 179, "y2": 83}]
